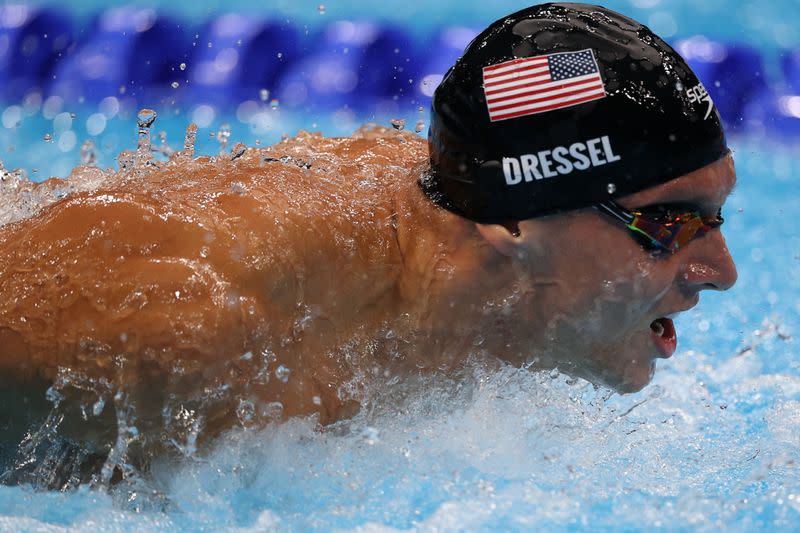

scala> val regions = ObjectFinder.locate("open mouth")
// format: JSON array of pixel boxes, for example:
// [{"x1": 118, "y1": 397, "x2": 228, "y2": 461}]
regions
[{"x1": 650, "y1": 317, "x2": 677, "y2": 358}]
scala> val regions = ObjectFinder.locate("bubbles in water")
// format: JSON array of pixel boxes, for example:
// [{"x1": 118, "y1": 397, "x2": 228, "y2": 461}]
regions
[
  {"x1": 607, "y1": 182, "x2": 616, "y2": 194},
  {"x1": 179, "y1": 62, "x2": 187, "y2": 71},
  {"x1": 275, "y1": 365, "x2": 291, "y2": 383},
  {"x1": 171, "y1": 81, "x2": 180, "y2": 89},
  {"x1": 259, "y1": 88, "x2": 269, "y2": 101},
  {"x1": 414, "y1": 119, "x2": 425, "y2": 133},
  {"x1": 269, "y1": 99, "x2": 280, "y2": 110},
  {"x1": 318, "y1": 4, "x2": 326, "y2": 14},
  {"x1": 390, "y1": 118, "x2": 405, "y2": 130},
  {"x1": 42, "y1": 133, "x2": 52, "y2": 142}
]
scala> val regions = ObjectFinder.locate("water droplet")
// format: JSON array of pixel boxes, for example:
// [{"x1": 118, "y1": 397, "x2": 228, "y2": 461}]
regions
[
  {"x1": 418, "y1": 106, "x2": 424, "y2": 112},
  {"x1": 80, "y1": 139, "x2": 97, "y2": 166},
  {"x1": 270, "y1": 99, "x2": 280, "y2": 110},
  {"x1": 275, "y1": 364, "x2": 291, "y2": 382},
  {"x1": 179, "y1": 62, "x2": 187, "y2": 71},
  {"x1": 136, "y1": 108, "x2": 157, "y2": 156},
  {"x1": 414, "y1": 119, "x2": 425, "y2": 133},
  {"x1": 171, "y1": 81, "x2": 180, "y2": 89},
  {"x1": 43, "y1": 133, "x2": 52, "y2": 142},
  {"x1": 261, "y1": 401, "x2": 283, "y2": 420},
  {"x1": 236, "y1": 399, "x2": 256, "y2": 424},
  {"x1": 317, "y1": 4, "x2": 326, "y2": 14},
  {"x1": 70, "y1": 112, "x2": 76, "y2": 119},
  {"x1": 182, "y1": 123, "x2": 198, "y2": 158},
  {"x1": 390, "y1": 118, "x2": 405, "y2": 130},
  {"x1": 240, "y1": 351, "x2": 253, "y2": 361},
  {"x1": 607, "y1": 182, "x2": 616, "y2": 194},
  {"x1": 259, "y1": 88, "x2": 269, "y2": 101},
  {"x1": 92, "y1": 397, "x2": 105, "y2": 416},
  {"x1": 361, "y1": 426, "x2": 380, "y2": 445},
  {"x1": 137, "y1": 108, "x2": 157, "y2": 129},
  {"x1": 216, "y1": 123, "x2": 231, "y2": 155}
]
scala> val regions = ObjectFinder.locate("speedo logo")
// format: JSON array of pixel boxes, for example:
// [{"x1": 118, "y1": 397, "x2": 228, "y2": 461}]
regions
[
  {"x1": 685, "y1": 82, "x2": 714, "y2": 120},
  {"x1": 502, "y1": 135, "x2": 621, "y2": 186}
]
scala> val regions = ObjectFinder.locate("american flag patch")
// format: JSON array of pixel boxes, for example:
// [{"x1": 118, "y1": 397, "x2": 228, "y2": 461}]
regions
[{"x1": 483, "y1": 49, "x2": 607, "y2": 122}]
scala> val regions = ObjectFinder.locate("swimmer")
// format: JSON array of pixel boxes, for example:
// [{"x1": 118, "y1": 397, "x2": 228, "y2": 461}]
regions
[{"x1": 0, "y1": 3, "x2": 736, "y2": 469}]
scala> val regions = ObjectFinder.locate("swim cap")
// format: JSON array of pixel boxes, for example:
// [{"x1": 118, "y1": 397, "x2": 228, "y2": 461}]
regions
[{"x1": 423, "y1": 2, "x2": 728, "y2": 223}]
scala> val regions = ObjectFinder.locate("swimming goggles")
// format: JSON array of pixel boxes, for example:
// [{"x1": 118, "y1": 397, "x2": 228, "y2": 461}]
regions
[{"x1": 594, "y1": 200, "x2": 724, "y2": 254}]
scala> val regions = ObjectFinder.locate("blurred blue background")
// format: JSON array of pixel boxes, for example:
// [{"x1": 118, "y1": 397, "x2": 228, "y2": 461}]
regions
[{"x1": 0, "y1": 0, "x2": 798, "y2": 177}]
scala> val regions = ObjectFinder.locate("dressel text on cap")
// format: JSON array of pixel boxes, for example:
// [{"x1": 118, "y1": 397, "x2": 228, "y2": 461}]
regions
[{"x1": 502, "y1": 135, "x2": 621, "y2": 185}]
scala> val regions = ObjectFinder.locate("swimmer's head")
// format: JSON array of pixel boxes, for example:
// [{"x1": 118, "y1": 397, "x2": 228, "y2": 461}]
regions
[
  {"x1": 422, "y1": 2, "x2": 728, "y2": 223},
  {"x1": 414, "y1": 3, "x2": 737, "y2": 393}
]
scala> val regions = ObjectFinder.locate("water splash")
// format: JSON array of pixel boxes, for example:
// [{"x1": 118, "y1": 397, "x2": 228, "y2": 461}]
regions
[
  {"x1": 216, "y1": 123, "x2": 231, "y2": 155},
  {"x1": 136, "y1": 109, "x2": 157, "y2": 154},
  {"x1": 180, "y1": 123, "x2": 198, "y2": 159},
  {"x1": 230, "y1": 142, "x2": 246, "y2": 161}
]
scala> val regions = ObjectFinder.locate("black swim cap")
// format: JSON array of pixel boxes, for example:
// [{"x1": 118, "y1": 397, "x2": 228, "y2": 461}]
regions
[{"x1": 423, "y1": 2, "x2": 728, "y2": 223}]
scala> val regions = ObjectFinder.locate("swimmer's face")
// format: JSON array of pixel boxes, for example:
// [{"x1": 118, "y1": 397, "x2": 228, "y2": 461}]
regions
[{"x1": 510, "y1": 155, "x2": 737, "y2": 392}]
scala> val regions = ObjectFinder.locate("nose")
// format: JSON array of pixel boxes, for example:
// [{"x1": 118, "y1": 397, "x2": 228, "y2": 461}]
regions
[{"x1": 679, "y1": 230, "x2": 738, "y2": 292}]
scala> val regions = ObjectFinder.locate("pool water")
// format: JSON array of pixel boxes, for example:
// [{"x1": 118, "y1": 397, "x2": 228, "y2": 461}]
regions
[{"x1": 0, "y1": 0, "x2": 799, "y2": 531}]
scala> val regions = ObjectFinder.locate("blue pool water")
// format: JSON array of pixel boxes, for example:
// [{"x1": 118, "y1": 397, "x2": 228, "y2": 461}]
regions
[{"x1": 0, "y1": 0, "x2": 799, "y2": 531}]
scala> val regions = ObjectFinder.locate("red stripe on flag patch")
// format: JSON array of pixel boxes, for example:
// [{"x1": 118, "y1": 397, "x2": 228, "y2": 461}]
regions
[{"x1": 482, "y1": 49, "x2": 606, "y2": 122}]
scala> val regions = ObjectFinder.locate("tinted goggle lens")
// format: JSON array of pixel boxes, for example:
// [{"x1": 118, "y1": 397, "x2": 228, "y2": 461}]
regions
[{"x1": 629, "y1": 208, "x2": 723, "y2": 253}]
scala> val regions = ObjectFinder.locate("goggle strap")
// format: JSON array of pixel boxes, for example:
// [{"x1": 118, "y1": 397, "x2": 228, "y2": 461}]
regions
[{"x1": 595, "y1": 202, "x2": 635, "y2": 225}]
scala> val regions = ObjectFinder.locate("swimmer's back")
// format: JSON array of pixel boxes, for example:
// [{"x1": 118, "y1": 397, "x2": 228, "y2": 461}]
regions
[{"x1": 0, "y1": 127, "x2": 427, "y2": 385}]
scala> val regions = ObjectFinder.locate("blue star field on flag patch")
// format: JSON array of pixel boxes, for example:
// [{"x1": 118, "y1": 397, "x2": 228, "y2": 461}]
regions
[{"x1": 548, "y1": 50, "x2": 600, "y2": 81}]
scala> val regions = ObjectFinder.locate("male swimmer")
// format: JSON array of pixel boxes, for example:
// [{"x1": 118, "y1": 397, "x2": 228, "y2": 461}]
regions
[{"x1": 0, "y1": 3, "x2": 736, "y2": 464}]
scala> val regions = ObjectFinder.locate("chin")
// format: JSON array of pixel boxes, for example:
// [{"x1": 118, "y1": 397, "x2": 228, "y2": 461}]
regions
[
  {"x1": 578, "y1": 356, "x2": 656, "y2": 394},
  {"x1": 615, "y1": 358, "x2": 657, "y2": 393}
]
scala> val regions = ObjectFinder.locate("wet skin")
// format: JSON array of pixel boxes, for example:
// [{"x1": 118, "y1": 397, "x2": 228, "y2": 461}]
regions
[
  {"x1": 480, "y1": 153, "x2": 738, "y2": 391},
  {"x1": 0, "y1": 127, "x2": 737, "y2": 445}
]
